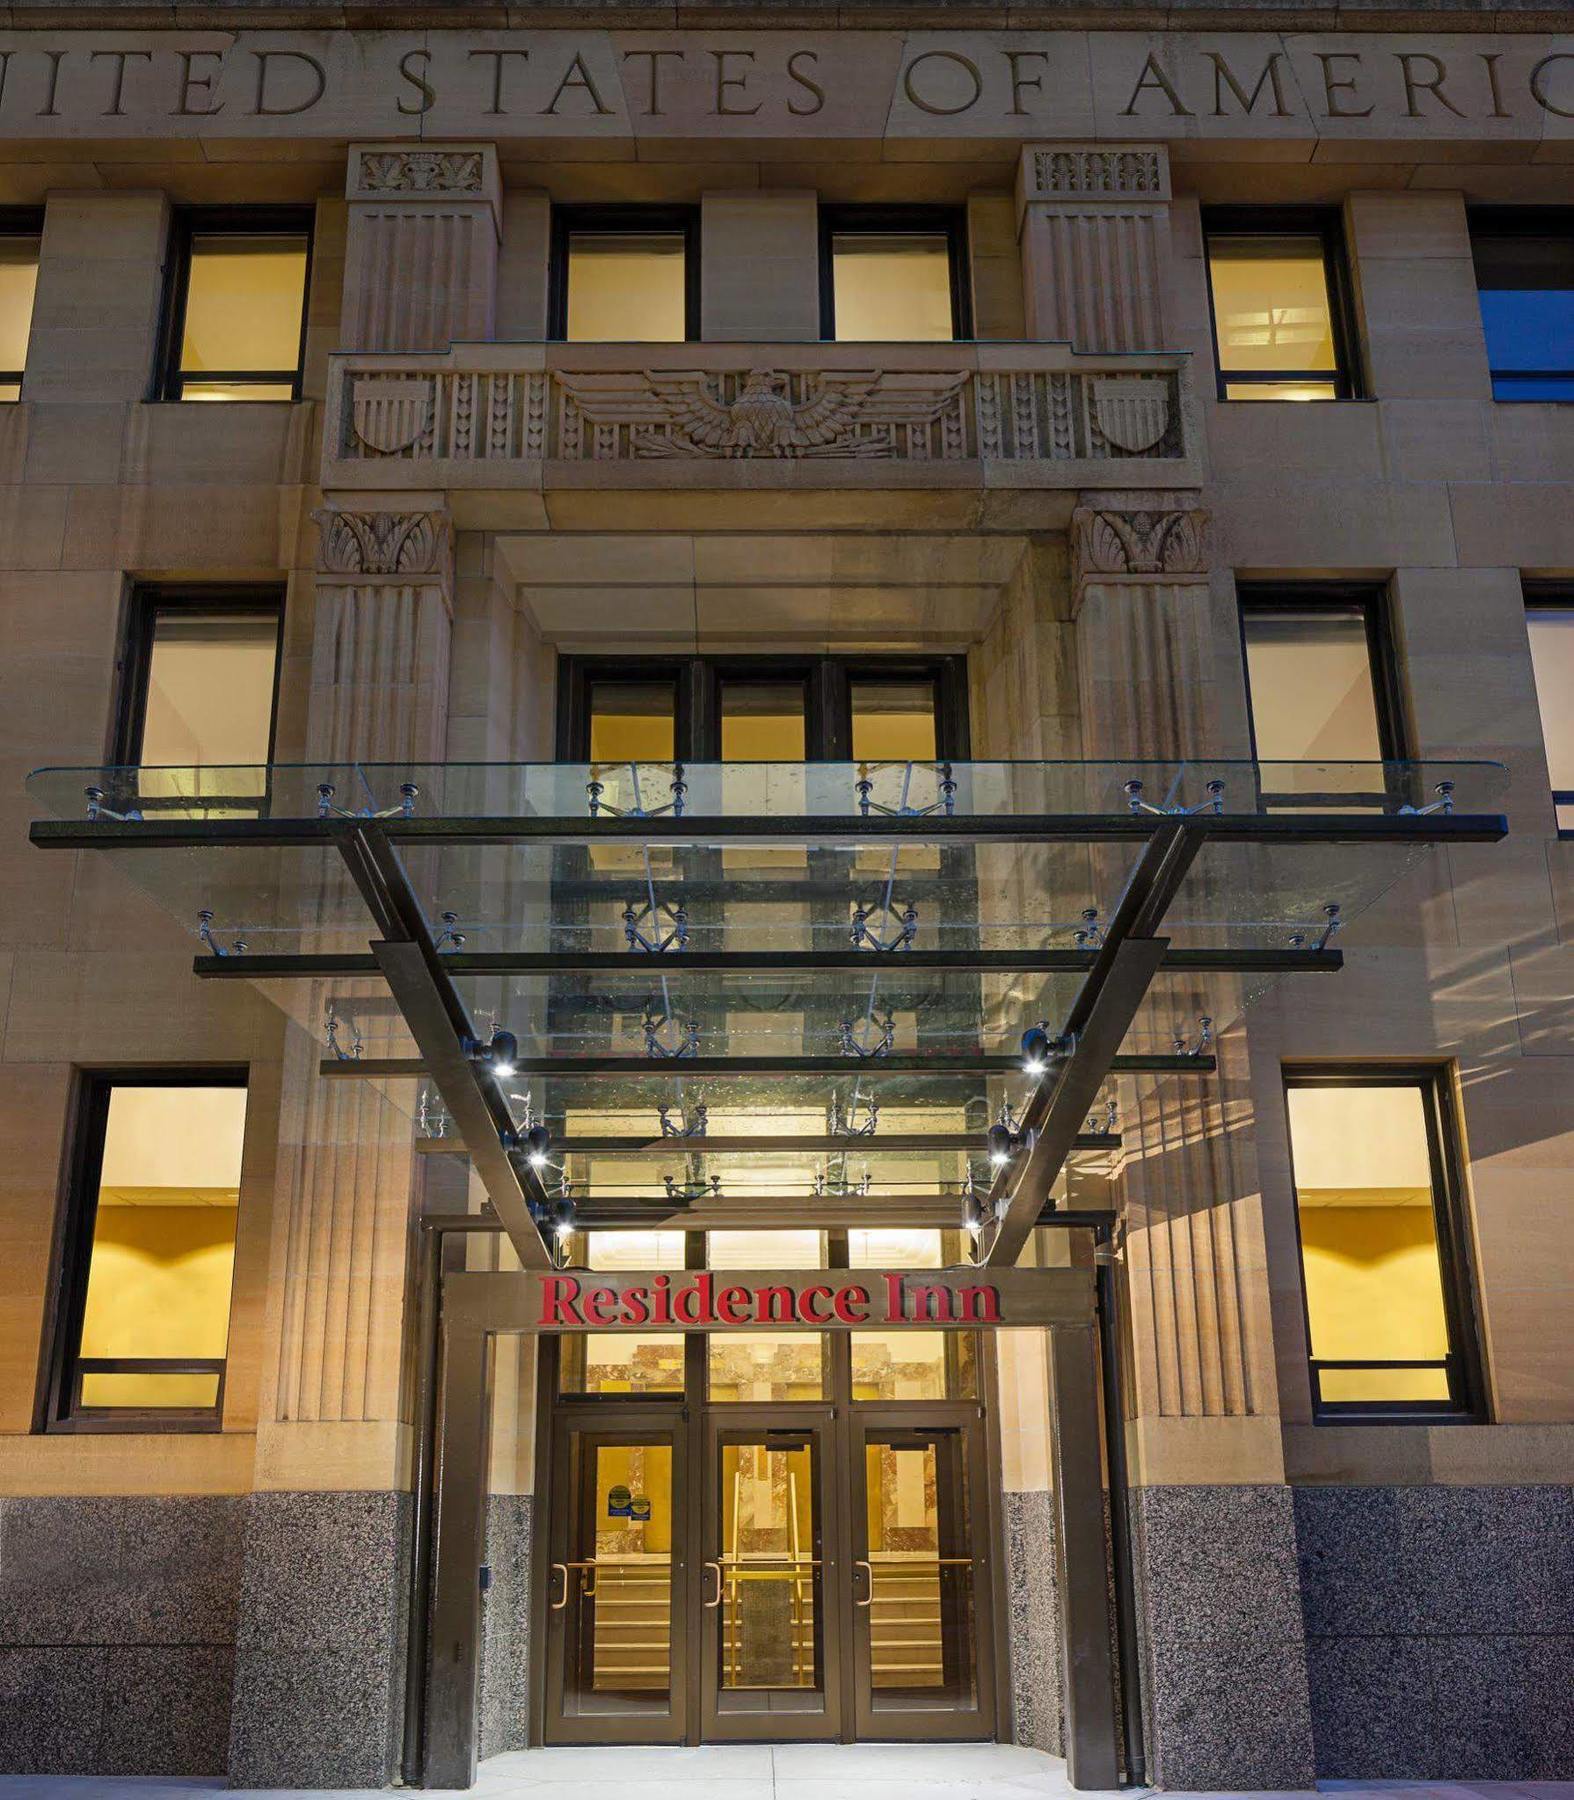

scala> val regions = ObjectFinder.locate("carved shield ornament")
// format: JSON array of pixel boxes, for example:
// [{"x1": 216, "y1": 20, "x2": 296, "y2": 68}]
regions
[
  {"x1": 1090, "y1": 377, "x2": 1171, "y2": 455},
  {"x1": 352, "y1": 378, "x2": 432, "y2": 455}
]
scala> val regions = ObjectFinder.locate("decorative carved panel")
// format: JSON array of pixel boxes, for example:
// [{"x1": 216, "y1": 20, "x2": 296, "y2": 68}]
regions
[
  {"x1": 1026, "y1": 146, "x2": 1169, "y2": 201},
  {"x1": 1071, "y1": 496, "x2": 1210, "y2": 583},
  {"x1": 352, "y1": 149, "x2": 485, "y2": 196},
  {"x1": 315, "y1": 508, "x2": 451, "y2": 580}
]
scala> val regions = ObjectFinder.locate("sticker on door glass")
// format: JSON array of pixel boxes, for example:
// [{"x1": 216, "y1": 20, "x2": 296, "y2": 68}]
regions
[{"x1": 607, "y1": 1483, "x2": 633, "y2": 1518}]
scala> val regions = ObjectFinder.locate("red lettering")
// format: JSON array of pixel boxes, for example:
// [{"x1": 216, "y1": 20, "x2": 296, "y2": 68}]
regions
[
  {"x1": 957, "y1": 1284, "x2": 1001, "y2": 1325},
  {"x1": 833, "y1": 1283, "x2": 870, "y2": 1325},
  {"x1": 651, "y1": 1272, "x2": 672, "y2": 1326},
  {"x1": 883, "y1": 1272, "x2": 904, "y2": 1320},
  {"x1": 759, "y1": 1284, "x2": 794, "y2": 1324},
  {"x1": 583, "y1": 1285, "x2": 617, "y2": 1326},
  {"x1": 908, "y1": 1282, "x2": 954, "y2": 1324},
  {"x1": 539, "y1": 1274, "x2": 581, "y2": 1326},
  {"x1": 673, "y1": 1274, "x2": 716, "y2": 1325},
  {"x1": 716, "y1": 1283, "x2": 750, "y2": 1325},
  {"x1": 621, "y1": 1285, "x2": 650, "y2": 1325},
  {"x1": 797, "y1": 1283, "x2": 834, "y2": 1324}
]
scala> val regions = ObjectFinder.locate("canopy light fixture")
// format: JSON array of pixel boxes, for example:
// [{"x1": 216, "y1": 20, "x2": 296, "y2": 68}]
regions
[{"x1": 464, "y1": 1027, "x2": 518, "y2": 1081}]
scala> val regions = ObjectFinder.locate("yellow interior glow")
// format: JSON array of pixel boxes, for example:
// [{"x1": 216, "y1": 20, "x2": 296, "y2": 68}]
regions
[
  {"x1": 180, "y1": 235, "x2": 308, "y2": 379},
  {"x1": 1243, "y1": 609, "x2": 1383, "y2": 796},
  {"x1": 1208, "y1": 236, "x2": 1336, "y2": 374},
  {"x1": 567, "y1": 234, "x2": 686, "y2": 343},
  {"x1": 0, "y1": 238, "x2": 39, "y2": 377},
  {"x1": 832, "y1": 235, "x2": 954, "y2": 342},
  {"x1": 589, "y1": 682, "x2": 676, "y2": 763}
]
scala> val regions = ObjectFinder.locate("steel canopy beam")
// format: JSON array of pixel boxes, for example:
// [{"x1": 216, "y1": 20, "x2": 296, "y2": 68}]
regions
[
  {"x1": 413, "y1": 1131, "x2": 1121, "y2": 1157},
  {"x1": 316, "y1": 1053, "x2": 1219, "y2": 1080}
]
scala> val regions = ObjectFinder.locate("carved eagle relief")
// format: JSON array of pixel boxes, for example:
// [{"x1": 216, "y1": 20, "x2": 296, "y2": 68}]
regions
[{"x1": 555, "y1": 367, "x2": 970, "y2": 458}]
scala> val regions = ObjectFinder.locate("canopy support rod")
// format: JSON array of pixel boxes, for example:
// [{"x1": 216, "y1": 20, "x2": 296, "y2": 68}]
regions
[{"x1": 983, "y1": 820, "x2": 1202, "y2": 1268}]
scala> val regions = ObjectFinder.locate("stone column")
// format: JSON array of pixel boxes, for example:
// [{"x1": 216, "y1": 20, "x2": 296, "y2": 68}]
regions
[
  {"x1": 228, "y1": 502, "x2": 454, "y2": 1787},
  {"x1": 1016, "y1": 145, "x2": 1171, "y2": 352},
  {"x1": 1070, "y1": 489, "x2": 1316, "y2": 1789},
  {"x1": 342, "y1": 145, "x2": 501, "y2": 352}
]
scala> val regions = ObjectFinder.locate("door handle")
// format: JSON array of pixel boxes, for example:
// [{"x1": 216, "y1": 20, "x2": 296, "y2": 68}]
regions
[
  {"x1": 549, "y1": 1562, "x2": 571, "y2": 1611},
  {"x1": 702, "y1": 1559, "x2": 723, "y2": 1609},
  {"x1": 854, "y1": 1558, "x2": 874, "y2": 1607}
]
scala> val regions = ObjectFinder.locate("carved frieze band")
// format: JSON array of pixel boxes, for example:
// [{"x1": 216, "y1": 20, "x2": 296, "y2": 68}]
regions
[
  {"x1": 1071, "y1": 493, "x2": 1210, "y2": 585},
  {"x1": 314, "y1": 507, "x2": 453, "y2": 582},
  {"x1": 1021, "y1": 143, "x2": 1171, "y2": 204},
  {"x1": 346, "y1": 142, "x2": 501, "y2": 214},
  {"x1": 338, "y1": 365, "x2": 1187, "y2": 468}
]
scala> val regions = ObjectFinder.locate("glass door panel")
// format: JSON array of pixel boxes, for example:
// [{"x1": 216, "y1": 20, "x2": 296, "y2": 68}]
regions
[
  {"x1": 544, "y1": 1422, "x2": 687, "y2": 1743},
  {"x1": 703, "y1": 1420, "x2": 840, "y2": 1738},
  {"x1": 851, "y1": 1420, "x2": 993, "y2": 1738}
]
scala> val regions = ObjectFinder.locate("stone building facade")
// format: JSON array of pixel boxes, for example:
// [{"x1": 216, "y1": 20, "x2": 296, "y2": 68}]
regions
[{"x1": 0, "y1": 0, "x2": 1570, "y2": 1789}]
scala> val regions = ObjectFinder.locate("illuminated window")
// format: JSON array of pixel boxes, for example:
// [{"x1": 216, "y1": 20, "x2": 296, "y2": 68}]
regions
[
  {"x1": 847, "y1": 1228, "x2": 976, "y2": 1401},
  {"x1": 0, "y1": 220, "x2": 41, "y2": 399},
  {"x1": 551, "y1": 207, "x2": 697, "y2": 342},
  {"x1": 1470, "y1": 209, "x2": 1574, "y2": 401},
  {"x1": 706, "y1": 1230, "x2": 827, "y2": 1402},
  {"x1": 1204, "y1": 209, "x2": 1357, "y2": 401},
  {"x1": 588, "y1": 676, "x2": 679, "y2": 764},
  {"x1": 115, "y1": 588, "x2": 282, "y2": 813},
  {"x1": 47, "y1": 1075, "x2": 248, "y2": 1427},
  {"x1": 162, "y1": 209, "x2": 310, "y2": 401},
  {"x1": 1238, "y1": 588, "x2": 1404, "y2": 810},
  {"x1": 558, "y1": 1232, "x2": 687, "y2": 1396},
  {"x1": 822, "y1": 208, "x2": 966, "y2": 342},
  {"x1": 1284, "y1": 1069, "x2": 1480, "y2": 1419},
  {"x1": 851, "y1": 677, "x2": 941, "y2": 763},
  {"x1": 1526, "y1": 593, "x2": 1574, "y2": 834}
]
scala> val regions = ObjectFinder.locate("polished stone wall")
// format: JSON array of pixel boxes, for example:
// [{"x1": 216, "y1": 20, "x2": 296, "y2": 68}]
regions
[
  {"x1": 227, "y1": 1490, "x2": 410, "y2": 1788},
  {"x1": 1002, "y1": 1488, "x2": 1061, "y2": 1756},
  {"x1": 1297, "y1": 1484, "x2": 1574, "y2": 1779},
  {"x1": 478, "y1": 1493, "x2": 533, "y2": 1759},
  {"x1": 0, "y1": 1495, "x2": 242, "y2": 1775}
]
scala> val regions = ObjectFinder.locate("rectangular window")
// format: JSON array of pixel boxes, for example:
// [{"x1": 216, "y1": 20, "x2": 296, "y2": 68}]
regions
[
  {"x1": 0, "y1": 213, "x2": 42, "y2": 400},
  {"x1": 161, "y1": 208, "x2": 311, "y2": 401},
  {"x1": 1470, "y1": 209, "x2": 1574, "y2": 401},
  {"x1": 115, "y1": 588, "x2": 282, "y2": 811},
  {"x1": 1238, "y1": 587, "x2": 1404, "y2": 809},
  {"x1": 821, "y1": 206, "x2": 968, "y2": 342},
  {"x1": 706, "y1": 1230, "x2": 827, "y2": 1402},
  {"x1": 558, "y1": 1231, "x2": 687, "y2": 1397},
  {"x1": 550, "y1": 206, "x2": 698, "y2": 342},
  {"x1": 1526, "y1": 592, "x2": 1574, "y2": 834},
  {"x1": 1204, "y1": 208, "x2": 1358, "y2": 401},
  {"x1": 46, "y1": 1073, "x2": 248, "y2": 1429},
  {"x1": 1284, "y1": 1068, "x2": 1481, "y2": 1420}
]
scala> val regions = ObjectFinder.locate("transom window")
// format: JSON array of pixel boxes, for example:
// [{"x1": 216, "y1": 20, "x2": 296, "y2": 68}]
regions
[
  {"x1": 44, "y1": 1073, "x2": 249, "y2": 1430},
  {"x1": 1283, "y1": 1068, "x2": 1482, "y2": 1420},
  {"x1": 550, "y1": 206, "x2": 699, "y2": 343},
  {"x1": 161, "y1": 207, "x2": 311, "y2": 401},
  {"x1": 0, "y1": 212, "x2": 41, "y2": 400},
  {"x1": 1470, "y1": 208, "x2": 1574, "y2": 402},
  {"x1": 1203, "y1": 208, "x2": 1359, "y2": 401},
  {"x1": 820, "y1": 206, "x2": 969, "y2": 343}
]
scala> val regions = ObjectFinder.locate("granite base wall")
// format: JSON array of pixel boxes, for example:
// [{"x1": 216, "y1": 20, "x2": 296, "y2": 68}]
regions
[
  {"x1": 1002, "y1": 1488, "x2": 1062, "y2": 1756},
  {"x1": 1132, "y1": 1484, "x2": 1317, "y2": 1790},
  {"x1": 0, "y1": 1494, "x2": 243, "y2": 1776},
  {"x1": 227, "y1": 1490, "x2": 411, "y2": 1789},
  {"x1": 478, "y1": 1493, "x2": 533, "y2": 1760},
  {"x1": 1296, "y1": 1483, "x2": 1574, "y2": 1780}
]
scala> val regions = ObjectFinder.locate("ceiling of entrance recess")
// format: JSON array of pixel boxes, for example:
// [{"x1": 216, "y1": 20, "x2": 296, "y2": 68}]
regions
[{"x1": 494, "y1": 531, "x2": 1041, "y2": 650}]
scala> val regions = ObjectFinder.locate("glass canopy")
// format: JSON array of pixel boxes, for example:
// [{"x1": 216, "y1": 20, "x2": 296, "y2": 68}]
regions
[{"x1": 27, "y1": 757, "x2": 1509, "y2": 1262}]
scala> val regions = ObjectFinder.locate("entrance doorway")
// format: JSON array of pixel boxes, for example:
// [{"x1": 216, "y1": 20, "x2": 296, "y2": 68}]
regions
[{"x1": 535, "y1": 1231, "x2": 1000, "y2": 1747}]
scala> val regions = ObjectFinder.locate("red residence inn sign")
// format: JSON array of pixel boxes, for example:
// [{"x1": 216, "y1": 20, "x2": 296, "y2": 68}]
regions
[{"x1": 526, "y1": 1267, "x2": 1091, "y2": 1333}]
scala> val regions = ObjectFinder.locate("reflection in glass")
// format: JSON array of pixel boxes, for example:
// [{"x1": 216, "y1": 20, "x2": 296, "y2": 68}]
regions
[
  {"x1": 138, "y1": 612, "x2": 279, "y2": 767},
  {"x1": 567, "y1": 233, "x2": 687, "y2": 342},
  {"x1": 832, "y1": 234, "x2": 955, "y2": 341},
  {"x1": 1527, "y1": 607, "x2": 1574, "y2": 830},
  {"x1": 1207, "y1": 234, "x2": 1337, "y2": 399},
  {"x1": 0, "y1": 236, "x2": 39, "y2": 391},
  {"x1": 178, "y1": 233, "x2": 308, "y2": 400},
  {"x1": 850, "y1": 680, "x2": 939, "y2": 763},
  {"x1": 718, "y1": 1440, "x2": 821, "y2": 1693},
  {"x1": 1241, "y1": 606, "x2": 1385, "y2": 805},
  {"x1": 863, "y1": 1435, "x2": 977, "y2": 1702},
  {"x1": 1471, "y1": 221, "x2": 1574, "y2": 401},
  {"x1": 77, "y1": 1084, "x2": 245, "y2": 1410},
  {"x1": 1287, "y1": 1081, "x2": 1455, "y2": 1406}
]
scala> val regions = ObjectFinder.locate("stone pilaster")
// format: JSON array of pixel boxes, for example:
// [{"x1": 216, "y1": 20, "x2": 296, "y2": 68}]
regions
[
  {"x1": 1016, "y1": 145, "x2": 1171, "y2": 352},
  {"x1": 342, "y1": 145, "x2": 501, "y2": 352}
]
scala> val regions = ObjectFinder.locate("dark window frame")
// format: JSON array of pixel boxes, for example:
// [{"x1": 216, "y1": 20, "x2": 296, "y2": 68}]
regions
[
  {"x1": 557, "y1": 653, "x2": 970, "y2": 763},
  {"x1": 0, "y1": 205, "x2": 43, "y2": 397},
  {"x1": 156, "y1": 204, "x2": 314, "y2": 402},
  {"x1": 1469, "y1": 206, "x2": 1574, "y2": 403},
  {"x1": 1282, "y1": 1064, "x2": 1486, "y2": 1426},
  {"x1": 1201, "y1": 205, "x2": 1363, "y2": 402},
  {"x1": 1236, "y1": 581, "x2": 1410, "y2": 810},
  {"x1": 548, "y1": 204, "x2": 702, "y2": 342},
  {"x1": 110, "y1": 584, "x2": 285, "y2": 799},
  {"x1": 38, "y1": 1067, "x2": 250, "y2": 1436},
  {"x1": 818, "y1": 204, "x2": 972, "y2": 343},
  {"x1": 1524, "y1": 581, "x2": 1574, "y2": 837}
]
